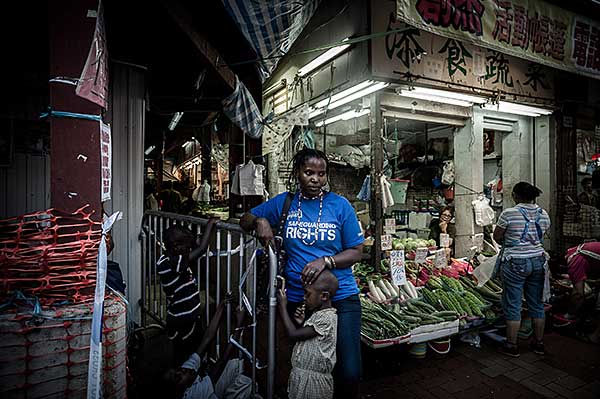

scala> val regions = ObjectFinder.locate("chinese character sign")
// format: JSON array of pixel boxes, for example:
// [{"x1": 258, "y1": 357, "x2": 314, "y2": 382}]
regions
[
  {"x1": 372, "y1": 2, "x2": 554, "y2": 99},
  {"x1": 394, "y1": 0, "x2": 600, "y2": 80},
  {"x1": 100, "y1": 121, "x2": 111, "y2": 202}
]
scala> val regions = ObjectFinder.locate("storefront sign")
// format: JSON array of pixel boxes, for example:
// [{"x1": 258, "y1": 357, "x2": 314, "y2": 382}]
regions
[
  {"x1": 415, "y1": 247, "x2": 429, "y2": 263},
  {"x1": 390, "y1": 250, "x2": 407, "y2": 286},
  {"x1": 392, "y1": 0, "x2": 600, "y2": 81},
  {"x1": 76, "y1": 1, "x2": 108, "y2": 108},
  {"x1": 372, "y1": 1, "x2": 557, "y2": 100},
  {"x1": 381, "y1": 234, "x2": 393, "y2": 251},
  {"x1": 100, "y1": 121, "x2": 111, "y2": 202}
]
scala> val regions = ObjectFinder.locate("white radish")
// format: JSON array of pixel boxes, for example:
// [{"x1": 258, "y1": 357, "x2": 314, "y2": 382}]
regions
[
  {"x1": 406, "y1": 280, "x2": 418, "y2": 299},
  {"x1": 385, "y1": 279, "x2": 400, "y2": 297},
  {"x1": 375, "y1": 286, "x2": 386, "y2": 302},
  {"x1": 368, "y1": 280, "x2": 381, "y2": 302},
  {"x1": 376, "y1": 279, "x2": 392, "y2": 298}
]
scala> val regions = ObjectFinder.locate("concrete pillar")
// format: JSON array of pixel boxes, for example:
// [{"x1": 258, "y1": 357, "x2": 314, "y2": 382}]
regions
[
  {"x1": 454, "y1": 111, "x2": 484, "y2": 257},
  {"x1": 49, "y1": 0, "x2": 103, "y2": 218},
  {"x1": 534, "y1": 115, "x2": 556, "y2": 250}
]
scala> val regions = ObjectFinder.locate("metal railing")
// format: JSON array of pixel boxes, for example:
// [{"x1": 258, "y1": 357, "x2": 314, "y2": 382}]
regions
[{"x1": 140, "y1": 210, "x2": 276, "y2": 397}]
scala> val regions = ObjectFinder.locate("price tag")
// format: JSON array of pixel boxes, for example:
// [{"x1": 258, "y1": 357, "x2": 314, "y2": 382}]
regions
[
  {"x1": 473, "y1": 233, "x2": 484, "y2": 250},
  {"x1": 385, "y1": 218, "x2": 396, "y2": 228},
  {"x1": 415, "y1": 247, "x2": 428, "y2": 264},
  {"x1": 440, "y1": 233, "x2": 450, "y2": 248},
  {"x1": 381, "y1": 234, "x2": 392, "y2": 251},
  {"x1": 390, "y1": 250, "x2": 407, "y2": 286},
  {"x1": 434, "y1": 248, "x2": 447, "y2": 268}
]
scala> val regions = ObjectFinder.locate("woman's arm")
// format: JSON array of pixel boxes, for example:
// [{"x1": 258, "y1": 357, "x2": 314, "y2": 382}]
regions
[
  {"x1": 302, "y1": 244, "x2": 363, "y2": 285},
  {"x1": 240, "y1": 213, "x2": 274, "y2": 247},
  {"x1": 493, "y1": 226, "x2": 506, "y2": 243},
  {"x1": 277, "y1": 289, "x2": 318, "y2": 342}
]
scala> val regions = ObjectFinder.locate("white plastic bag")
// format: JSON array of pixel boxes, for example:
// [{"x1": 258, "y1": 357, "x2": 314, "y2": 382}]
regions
[
  {"x1": 472, "y1": 195, "x2": 496, "y2": 226},
  {"x1": 441, "y1": 160, "x2": 455, "y2": 185},
  {"x1": 542, "y1": 252, "x2": 551, "y2": 302},
  {"x1": 473, "y1": 254, "x2": 498, "y2": 287}
]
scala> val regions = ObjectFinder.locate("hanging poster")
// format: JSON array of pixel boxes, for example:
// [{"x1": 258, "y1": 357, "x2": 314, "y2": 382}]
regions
[
  {"x1": 389, "y1": 0, "x2": 600, "y2": 81},
  {"x1": 100, "y1": 121, "x2": 111, "y2": 202},
  {"x1": 76, "y1": 1, "x2": 108, "y2": 108}
]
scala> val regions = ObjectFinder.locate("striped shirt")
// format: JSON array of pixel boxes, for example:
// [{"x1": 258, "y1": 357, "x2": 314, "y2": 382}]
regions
[
  {"x1": 157, "y1": 254, "x2": 201, "y2": 328},
  {"x1": 497, "y1": 203, "x2": 551, "y2": 259}
]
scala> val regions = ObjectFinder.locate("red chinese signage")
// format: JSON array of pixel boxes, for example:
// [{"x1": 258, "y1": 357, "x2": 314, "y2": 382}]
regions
[{"x1": 396, "y1": 0, "x2": 600, "y2": 80}]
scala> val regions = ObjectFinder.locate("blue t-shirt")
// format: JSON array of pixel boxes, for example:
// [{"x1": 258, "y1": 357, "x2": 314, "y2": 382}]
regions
[{"x1": 251, "y1": 191, "x2": 364, "y2": 302}]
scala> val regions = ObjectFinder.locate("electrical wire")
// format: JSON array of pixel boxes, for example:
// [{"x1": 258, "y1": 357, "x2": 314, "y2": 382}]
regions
[{"x1": 220, "y1": 26, "x2": 412, "y2": 67}]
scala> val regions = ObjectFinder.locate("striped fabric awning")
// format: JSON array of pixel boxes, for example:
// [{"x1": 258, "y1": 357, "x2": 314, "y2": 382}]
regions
[
  {"x1": 222, "y1": 0, "x2": 321, "y2": 82},
  {"x1": 222, "y1": 76, "x2": 264, "y2": 139}
]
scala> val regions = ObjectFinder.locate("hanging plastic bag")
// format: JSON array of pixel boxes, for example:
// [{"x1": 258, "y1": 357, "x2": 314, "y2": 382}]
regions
[
  {"x1": 472, "y1": 195, "x2": 495, "y2": 226},
  {"x1": 473, "y1": 254, "x2": 498, "y2": 287},
  {"x1": 542, "y1": 252, "x2": 551, "y2": 302},
  {"x1": 441, "y1": 160, "x2": 455, "y2": 185}
]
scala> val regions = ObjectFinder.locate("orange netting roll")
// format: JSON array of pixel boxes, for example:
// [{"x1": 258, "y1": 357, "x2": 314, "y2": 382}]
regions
[{"x1": 0, "y1": 206, "x2": 102, "y2": 305}]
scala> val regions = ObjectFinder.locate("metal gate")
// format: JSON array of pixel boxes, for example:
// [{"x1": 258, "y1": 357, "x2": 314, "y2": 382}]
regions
[{"x1": 139, "y1": 210, "x2": 277, "y2": 397}]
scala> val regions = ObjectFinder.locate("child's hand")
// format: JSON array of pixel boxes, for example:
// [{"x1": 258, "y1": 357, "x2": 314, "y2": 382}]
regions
[
  {"x1": 277, "y1": 288, "x2": 287, "y2": 307},
  {"x1": 293, "y1": 304, "x2": 305, "y2": 325}
]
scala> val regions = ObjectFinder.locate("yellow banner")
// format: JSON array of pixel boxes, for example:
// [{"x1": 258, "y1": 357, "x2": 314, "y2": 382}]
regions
[{"x1": 395, "y1": 0, "x2": 600, "y2": 80}]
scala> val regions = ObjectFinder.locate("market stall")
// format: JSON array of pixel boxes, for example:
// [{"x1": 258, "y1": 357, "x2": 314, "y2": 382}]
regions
[{"x1": 355, "y1": 236, "x2": 502, "y2": 353}]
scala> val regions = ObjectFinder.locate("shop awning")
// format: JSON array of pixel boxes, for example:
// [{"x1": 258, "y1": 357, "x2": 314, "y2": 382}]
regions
[
  {"x1": 395, "y1": 0, "x2": 600, "y2": 80},
  {"x1": 222, "y1": 0, "x2": 321, "y2": 82}
]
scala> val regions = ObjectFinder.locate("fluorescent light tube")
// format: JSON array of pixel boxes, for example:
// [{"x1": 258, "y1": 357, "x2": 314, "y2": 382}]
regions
[
  {"x1": 144, "y1": 145, "x2": 155, "y2": 155},
  {"x1": 169, "y1": 112, "x2": 184, "y2": 131},
  {"x1": 481, "y1": 101, "x2": 553, "y2": 117},
  {"x1": 315, "y1": 108, "x2": 370, "y2": 127},
  {"x1": 311, "y1": 80, "x2": 389, "y2": 118},
  {"x1": 410, "y1": 87, "x2": 487, "y2": 104},
  {"x1": 398, "y1": 91, "x2": 473, "y2": 107},
  {"x1": 297, "y1": 39, "x2": 351, "y2": 77}
]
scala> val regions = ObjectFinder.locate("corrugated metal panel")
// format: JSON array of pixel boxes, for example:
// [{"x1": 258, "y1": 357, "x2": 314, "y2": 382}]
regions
[
  {"x1": 105, "y1": 63, "x2": 146, "y2": 322},
  {"x1": 0, "y1": 153, "x2": 50, "y2": 219}
]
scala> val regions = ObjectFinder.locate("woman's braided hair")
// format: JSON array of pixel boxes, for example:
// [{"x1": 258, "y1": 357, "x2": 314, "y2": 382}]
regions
[{"x1": 287, "y1": 148, "x2": 330, "y2": 192}]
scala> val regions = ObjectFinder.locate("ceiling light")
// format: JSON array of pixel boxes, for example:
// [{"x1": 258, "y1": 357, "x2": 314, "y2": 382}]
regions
[
  {"x1": 297, "y1": 38, "x2": 351, "y2": 77},
  {"x1": 481, "y1": 101, "x2": 553, "y2": 117},
  {"x1": 315, "y1": 108, "x2": 370, "y2": 127},
  {"x1": 397, "y1": 91, "x2": 473, "y2": 107},
  {"x1": 168, "y1": 112, "x2": 184, "y2": 131},
  {"x1": 310, "y1": 80, "x2": 389, "y2": 118},
  {"x1": 410, "y1": 87, "x2": 487, "y2": 104},
  {"x1": 144, "y1": 145, "x2": 156, "y2": 155}
]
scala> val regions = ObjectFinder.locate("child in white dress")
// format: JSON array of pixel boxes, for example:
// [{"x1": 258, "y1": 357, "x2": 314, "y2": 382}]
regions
[{"x1": 277, "y1": 269, "x2": 338, "y2": 399}]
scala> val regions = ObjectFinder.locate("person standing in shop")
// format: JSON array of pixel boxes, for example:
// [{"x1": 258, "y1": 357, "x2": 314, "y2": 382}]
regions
[
  {"x1": 240, "y1": 148, "x2": 364, "y2": 399},
  {"x1": 493, "y1": 182, "x2": 551, "y2": 357}
]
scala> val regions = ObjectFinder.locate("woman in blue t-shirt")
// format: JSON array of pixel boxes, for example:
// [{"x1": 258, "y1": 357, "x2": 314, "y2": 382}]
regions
[{"x1": 240, "y1": 148, "x2": 364, "y2": 399}]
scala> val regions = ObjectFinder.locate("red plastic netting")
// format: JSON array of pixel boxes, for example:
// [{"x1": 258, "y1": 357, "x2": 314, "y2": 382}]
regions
[{"x1": 0, "y1": 206, "x2": 102, "y2": 304}]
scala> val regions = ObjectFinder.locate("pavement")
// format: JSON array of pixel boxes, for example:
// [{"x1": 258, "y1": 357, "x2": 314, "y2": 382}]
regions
[
  {"x1": 130, "y1": 324, "x2": 600, "y2": 399},
  {"x1": 360, "y1": 330, "x2": 600, "y2": 399}
]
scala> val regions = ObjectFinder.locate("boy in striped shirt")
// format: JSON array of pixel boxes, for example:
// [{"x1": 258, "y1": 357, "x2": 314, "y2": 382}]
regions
[{"x1": 158, "y1": 218, "x2": 219, "y2": 364}]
